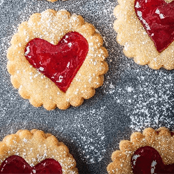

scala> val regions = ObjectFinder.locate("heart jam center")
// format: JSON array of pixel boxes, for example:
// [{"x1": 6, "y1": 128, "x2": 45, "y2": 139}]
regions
[
  {"x1": 0, "y1": 155, "x2": 62, "y2": 174},
  {"x1": 25, "y1": 31, "x2": 89, "y2": 92},
  {"x1": 131, "y1": 146, "x2": 174, "y2": 174},
  {"x1": 134, "y1": 0, "x2": 174, "y2": 52}
]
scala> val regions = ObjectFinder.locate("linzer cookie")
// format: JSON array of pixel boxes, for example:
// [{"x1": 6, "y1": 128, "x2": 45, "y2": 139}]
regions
[
  {"x1": 114, "y1": 0, "x2": 174, "y2": 70},
  {"x1": 107, "y1": 127, "x2": 174, "y2": 174},
  {"x1": 0, "y1": 129, "x2": 78, "y2": 174},
  {"x1": 7, "y1": 9, "x2": 108, "y2": 110}
]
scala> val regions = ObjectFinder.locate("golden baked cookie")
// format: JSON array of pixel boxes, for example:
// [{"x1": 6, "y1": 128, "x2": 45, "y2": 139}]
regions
[
  {"x1": 107, "y1": 127, "x2": 174, "y2": 174},
  {"x1": 114, "y1": 0, "x2": 174, "y2": 70},
  {"x1": 0, "y1": 129, "x2": 78, "y2": 174},
  {"x1": 7, "y1": 9, "x2": 108, "y2": 110}
]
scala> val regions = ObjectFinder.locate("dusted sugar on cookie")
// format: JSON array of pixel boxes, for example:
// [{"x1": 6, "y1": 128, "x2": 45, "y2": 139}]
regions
[
  {"x1": 107, "y1": 127, "x2": 174, "y2": 174},
  {"x1": 0, "y1": 129, "x2": 78, "y2": 174},
  {"x1": 7, "y1": 9, "x2": 108, "y2": 110},
  {"x1": 114, "y1": 0, "x2": 174, "y2": 70}
]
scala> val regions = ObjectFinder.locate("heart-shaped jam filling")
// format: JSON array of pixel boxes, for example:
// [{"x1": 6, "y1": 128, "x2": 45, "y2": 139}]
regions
[
  {"x1": 131, "y1": 146, "x2": 174, "y2": 174},
  {"x1": 25, "y1": 31, "x2": 89, "y2": 92},
  {"x1": 134, "y1": 0, "x2": 174, "y2": 52},
  {"x1": 0, "y1": 155, "x2": 62, "y2": 174}
]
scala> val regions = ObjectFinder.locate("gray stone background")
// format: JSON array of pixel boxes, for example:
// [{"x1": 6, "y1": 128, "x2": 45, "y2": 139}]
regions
[{"x1": 0, "y1": 0, "x2": 174, "y2": 173}]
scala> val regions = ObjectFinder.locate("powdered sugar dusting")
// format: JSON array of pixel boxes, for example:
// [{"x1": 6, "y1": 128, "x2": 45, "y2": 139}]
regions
[
  {"x1": 129, "y1": 70, "x2": 174, "y2": 132},
  {"x1": 102, "y1": 61, "x2": 174, "y2": 132},
  {"x1": 69, "y1": 106, "x2": 106, "y2": 164}
]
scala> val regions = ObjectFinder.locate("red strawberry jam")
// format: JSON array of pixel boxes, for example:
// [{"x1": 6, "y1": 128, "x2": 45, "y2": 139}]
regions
[
  {"x1": 25, "y1": 32, "x2": 89, "y2": 92},
  {"x1": 131, "y1": 146, "x2": 174, "y2": 174},
  {"x1": 0, "y1": 155, "x2": 62, "y2": 174},
  {"x1": 134, "y1": 0, "x2": 174, "y2": 52}
]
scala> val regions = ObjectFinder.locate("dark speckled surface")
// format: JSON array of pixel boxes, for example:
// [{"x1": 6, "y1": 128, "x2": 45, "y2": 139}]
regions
[{"x1": 0, "y1": 0, "x2": 174, "y2": 174}]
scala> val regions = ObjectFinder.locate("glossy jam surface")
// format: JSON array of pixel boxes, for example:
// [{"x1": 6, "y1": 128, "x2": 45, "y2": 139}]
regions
[
  {"x1": 131, "y1": 146, "x2": 174, "y2": 174},
  {"x1": 134, "y1": 0, "x2": 174, "y2": 52},
  {"x1": 0, "y1": 155, "x2": 62, "y2": 174},
  {"x1": 25, "y1": 32, "x2": 89, "y2": 92}
]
